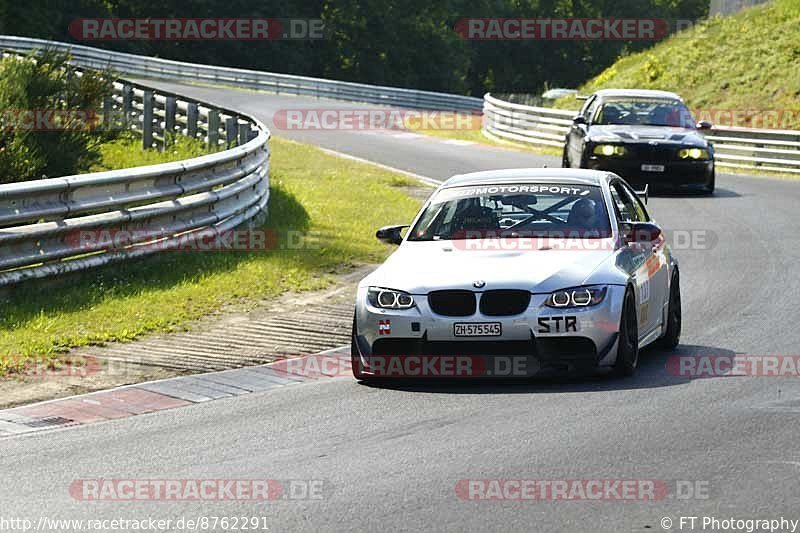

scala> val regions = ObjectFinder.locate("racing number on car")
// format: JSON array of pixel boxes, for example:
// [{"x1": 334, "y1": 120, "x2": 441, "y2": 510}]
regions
[
  {"x1": 639, "y1": 276, "x2": 650, "y2": 304},
  {"x1": 537, "y1": 316, "x2": 578, "y2": 333},
  {"x1": 637, "y1": 255, "x2": 659, "y2": 326},
  {"x1": 638, "y1": 275, "x2": 650, "y2": 324},
  {"x1": 639, "y1": 303, "x2": 649, "y2": 324}
]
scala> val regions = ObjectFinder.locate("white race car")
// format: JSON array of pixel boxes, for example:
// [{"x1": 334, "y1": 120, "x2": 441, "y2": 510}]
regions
[{"x1": 351, "y1": 169, "x2": 680, "y2": 380}]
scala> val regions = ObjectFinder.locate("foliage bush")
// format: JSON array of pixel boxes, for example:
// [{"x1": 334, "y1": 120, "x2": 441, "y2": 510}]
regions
[{"x1": 0, "y1": 50, "x2": 112, "y2": 183}]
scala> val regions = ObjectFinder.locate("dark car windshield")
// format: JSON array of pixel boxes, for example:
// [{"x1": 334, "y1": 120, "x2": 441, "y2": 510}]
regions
[
  {"x1": 407, "y1": 183, "x2": 612, "y2": 241},
  {"x1": 594, "y1": 98, "x2": 696, "y2": 128}
]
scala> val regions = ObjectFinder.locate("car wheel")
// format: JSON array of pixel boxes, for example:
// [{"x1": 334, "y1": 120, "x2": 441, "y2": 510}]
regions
[
  {"x1": 703, "y1": 170, "x2": 715, "y2": 195},
  {"x1": 578, "y1": 149, "x2": 589, "y2": 169},
  {"x1": 613, "y1": 287, "x2": 639, "y2": 377},
  {"x1": 351, "y1": 313, "x2": 368, "y2": 381},
  {"x1": 561, "y1": 146, "x2": 570, "y2": 168},
  {"x1": 659, "y1": 270, "x2": 681, "y2": 350}
]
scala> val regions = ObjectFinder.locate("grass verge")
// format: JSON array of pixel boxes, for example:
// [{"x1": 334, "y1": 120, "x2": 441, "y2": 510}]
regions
[
  {"x1": 555, "y1": 0, "x2": 800, "y2": 130},
  {"x1": 90, "y1": 134, "x2": 208, "y2": 170},
  {"x1": 0, "y1": 136, "x2": 422, "y2": 374}
]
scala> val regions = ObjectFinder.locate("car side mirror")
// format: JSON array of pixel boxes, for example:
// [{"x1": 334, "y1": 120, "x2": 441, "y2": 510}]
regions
[
  {"x1": 621, "y1": 222, "x2": 662, "y2": 245},
  {"x1": 376, "y1": 225, "x2": 408, "y2": 245},
  {"x1": 696, "y1": 120, "x2": 713, "y2": 130},
  {"x1": 572, "y1": 115, "x2": 587, "y2": 125}
]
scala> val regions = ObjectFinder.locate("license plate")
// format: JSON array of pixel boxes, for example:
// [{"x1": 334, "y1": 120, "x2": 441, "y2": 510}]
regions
[
  {"x1": 641, "y1": 164, "x2": 665, "y2": 172},
  {"x1": 454, "y1": 322, "x2": 502, "y2": 337}
]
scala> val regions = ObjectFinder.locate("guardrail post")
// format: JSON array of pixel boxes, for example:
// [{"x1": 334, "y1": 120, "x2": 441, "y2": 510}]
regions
[
  {"x1": 225, "y1": 116, "x2": 237, "y2": 147},
  {"x1": 238, "y1": 123, "x2": 250, "y2": 146},
  {"x1": 122, "y1": 84, "x2": 133, "y2": 128},
  {"x1": 142, "y1": 90, "x2": 154, "y2": 150},
  {"x1": 103, "y1": 96, "x2": 113, "y2": 133},
  {"x1": 207, "y1": 110, "x2": 220, "y2": 150},
  {"x1": 187, "y1": 103, "x2": 199, "y2": 138},
  {"x1": 165, "y1": 96, "x2": 177, "y2": 143}
]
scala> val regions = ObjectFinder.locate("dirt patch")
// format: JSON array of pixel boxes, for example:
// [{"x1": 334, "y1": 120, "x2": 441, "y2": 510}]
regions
[{"x1": 0, "y1": 265, "x2": 372, "y2": 410}]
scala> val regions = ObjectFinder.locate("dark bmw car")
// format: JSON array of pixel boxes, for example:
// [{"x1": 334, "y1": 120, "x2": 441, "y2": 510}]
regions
[{"x1": 562, "y1": 89, "x2": 715, "y2": 194}]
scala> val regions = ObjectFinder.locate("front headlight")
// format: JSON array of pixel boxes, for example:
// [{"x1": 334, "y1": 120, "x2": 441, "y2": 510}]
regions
[
  {"x1": 593, "y1": 144, "x2": 628, "y2": 157},
  {"x1": 678, "y1": 147, "x2": 710, "y2": 160},
  {"x1": 368, "y1": 287, "x2": 415, "y2": 309},
  {"x1": 545, "y1": 286, "x2": 608, "y2": 308}
]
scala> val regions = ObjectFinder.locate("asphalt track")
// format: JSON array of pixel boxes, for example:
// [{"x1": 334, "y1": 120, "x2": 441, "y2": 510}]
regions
[{"x1": 2, "y1": 81, "x2": 800, "y2": 532}]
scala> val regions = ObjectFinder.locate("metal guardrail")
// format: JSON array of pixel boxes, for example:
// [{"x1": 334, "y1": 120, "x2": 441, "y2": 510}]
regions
[
  {"x1": 0, "y1": 32, "x2": 485, "y2": 287},
  {"x1": 703, "y1": 127, "x2": 800, "y2": 175},
  {"x1": 483, "y1": 93, "x2": 800, "y2": 174},
  {"x1": 0, "y1": 36, "x2": 483, "y2": 113},
  {"x1": 103, "y1": 80, "x2": 257, "y2": 151},
  {"x1": 482, "y1": 93, "x2": 575, "y2": 148},
  {"x1": 0, "y1": 57, "x2": 270, "y2": 287}
]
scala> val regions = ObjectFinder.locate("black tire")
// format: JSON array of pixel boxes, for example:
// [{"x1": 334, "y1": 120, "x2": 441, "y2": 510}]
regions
[
  {"x1": 613, "y1": 288, "x2": 639, "y2": 377},
  {"x1": 351, "y1": 313, "x2": 368, "y2": 380},
  {"x1": 659, "y1": 270, "x2": 681, "y2": 350},
  {"x1": 703, "y1": 170, "x2": 715, "y2": 195},
  {"x1": 577, "y1": 150, "x2": 589, "y2": 169}
]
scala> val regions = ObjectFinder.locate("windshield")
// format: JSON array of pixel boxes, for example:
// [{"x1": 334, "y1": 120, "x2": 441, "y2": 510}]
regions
[
  {"x1": 594, "y1": 98, "x2": 696, "y2": 128},
  {"x1": 408, "y1": 183, "x2": 612, "y2": 241}
]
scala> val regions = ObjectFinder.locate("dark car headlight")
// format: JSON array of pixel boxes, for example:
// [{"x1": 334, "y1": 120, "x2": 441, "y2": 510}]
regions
[
  {"x1": 545, "y1": 286, "x2": 608, "y2": 308},
  {"x1": 678, "y1": 147, "x2": 711, "y2": 160},
  {"x1": 593, "y1": 144, "x2": 628, "y2": 157},
  {"x1": 368, "y1": 287, "x2": 415, "y2": 309}
]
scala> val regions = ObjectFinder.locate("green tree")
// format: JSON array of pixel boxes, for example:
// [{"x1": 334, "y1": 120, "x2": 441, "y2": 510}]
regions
[{"x1": 0, "y1": 0, "x2": 709, "y2": 97}]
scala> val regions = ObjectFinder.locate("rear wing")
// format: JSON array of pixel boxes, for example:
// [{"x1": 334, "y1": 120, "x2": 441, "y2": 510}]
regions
[{"x1": 635, "y1": 185, "x2": 649, "y2": 204}]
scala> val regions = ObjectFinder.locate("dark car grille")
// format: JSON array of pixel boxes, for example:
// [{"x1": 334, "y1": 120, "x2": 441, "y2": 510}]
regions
[
  {"x1": 428, "y1": 290, "x2": 476, "y2": 317},
  {"x1": 536, "y1": 337, "x2": 597, "y2": 362},
  {"x1": 479, "y1": 290, "x2": 531, "y2": 316},
  {"x1": 628, "y1": 144, "x2": 680, "y2": 161},
  {"x1": 372, "y1": 337, "x2": 597, "y2": 359},
  {"x1": 372, "y1": 338, "x2": 536, "y2": 356}
]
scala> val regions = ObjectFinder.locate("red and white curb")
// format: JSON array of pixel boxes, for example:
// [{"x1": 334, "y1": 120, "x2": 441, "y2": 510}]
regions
[{"x1": 0, "y1": 347, "x2": 351, "y2": 438}]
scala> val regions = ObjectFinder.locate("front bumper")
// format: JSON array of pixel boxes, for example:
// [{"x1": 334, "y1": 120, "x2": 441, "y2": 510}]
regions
[
  {"x1": 353, "y1": 286, "x2": 626, "y2": 378},
  {"x1": 588, "y1": 156, "x2": 714, "y2": 191}
]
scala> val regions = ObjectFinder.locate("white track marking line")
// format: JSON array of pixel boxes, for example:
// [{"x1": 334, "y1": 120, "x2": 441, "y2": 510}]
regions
[{"x1": 318, "y1": 147, "x2": 441, "y2": 188}]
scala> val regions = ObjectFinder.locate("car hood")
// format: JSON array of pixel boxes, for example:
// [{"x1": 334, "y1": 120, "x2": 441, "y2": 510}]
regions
[
  {"x1": 361, "y1": 240, "x2": 619, "y2": 294},
  {"x1": 588, "y1": 125, "x2": 708, "y2": 146}
]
